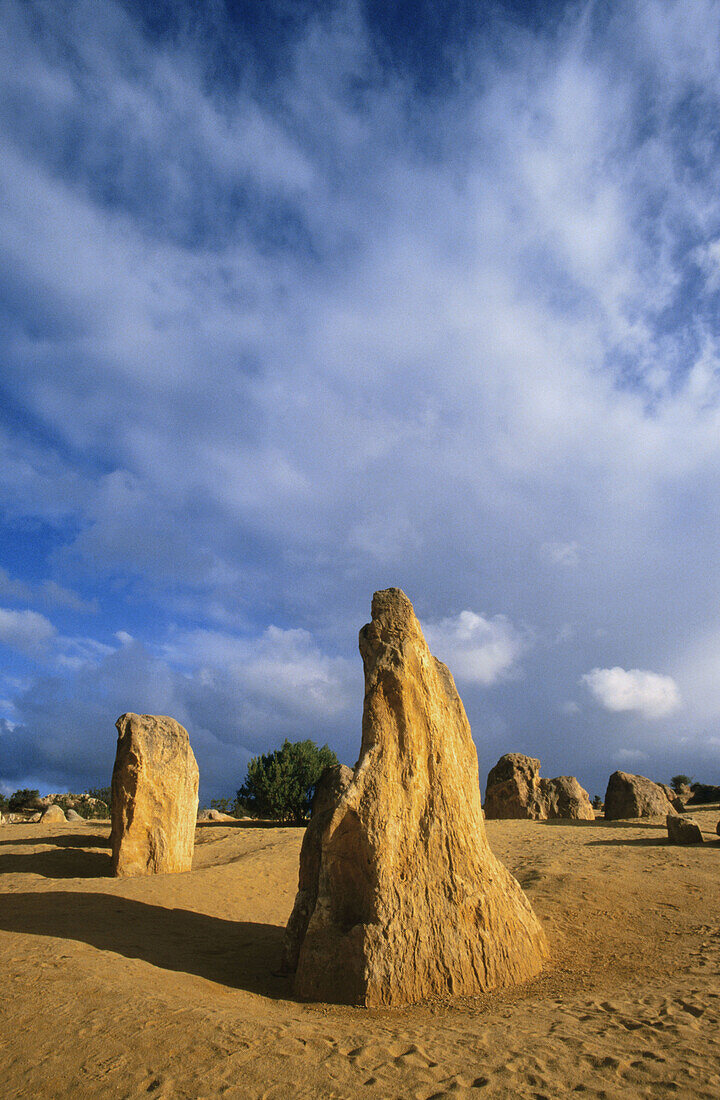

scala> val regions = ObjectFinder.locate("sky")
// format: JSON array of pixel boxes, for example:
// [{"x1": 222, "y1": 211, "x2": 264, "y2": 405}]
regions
[{"x1": 2, "y1": 0, "x2": 720, "y2": 805}]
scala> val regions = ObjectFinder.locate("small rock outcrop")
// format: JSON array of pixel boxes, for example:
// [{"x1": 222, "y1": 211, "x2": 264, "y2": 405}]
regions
[
  {"x1": 41, "y1": 804, "x2": 66, "y2": 823},
  {"x1": 197, "y1": 808, "x2": 237, "y2": 822},
  {"x1": 604, "y1": 772, "x2": 678, "y2": 820},
  {"x1": 110, "y1": 713, "x2": 199, "y2": 877},
  {"x1": 657, "y1": 784, "x2": 685, "y2": 812},
  {"x1": 282, "y1": 763, "x2": 354, "y2": 975},
  {"x1": 666, "y1": 814, "x2": 703, "y2": 845},
  {"x1": 290, "y1": 589, "x2": 549, "y2": 1006},
  {"x1": 687, "y1": 784, "x2": 720, "y2": 805},
  {"x1": 484, "y1": 754, "x2": 594, "y2": 821},
  {"x1": 66, "y1": 808, "x2": 83, "y2": 821}
]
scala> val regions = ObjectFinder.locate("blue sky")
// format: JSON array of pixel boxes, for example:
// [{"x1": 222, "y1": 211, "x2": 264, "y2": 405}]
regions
[{"x1": 2, "y1": 0, "x2": 720, "y2": 804}]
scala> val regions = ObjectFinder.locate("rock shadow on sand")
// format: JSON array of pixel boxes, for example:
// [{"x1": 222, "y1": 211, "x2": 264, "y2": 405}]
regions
[
  {"x1": 0, "y1": 892, "x2": 289, "y2": 998},
  {"x1": 0, "y1": 847, "x2": 112, "y2": 878},
  {"x1": 0, "y1": 832, "x2": 112, "y2": 849}
]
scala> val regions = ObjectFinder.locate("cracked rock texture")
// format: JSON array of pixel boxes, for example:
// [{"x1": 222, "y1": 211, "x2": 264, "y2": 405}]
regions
[
  {"x1": 111, "y1": 713, "x2": 199, "y2": 877},
  {"x1": 291, "y1": 588, "x2": 549, "y2": 1006},
  {"x1": 282, "y1": 763, "x2": 354, "y2": 975},
  {"x1": 484, "y1": 753, "x2": 594, "y2": 821},
  {"x1": 666, "y1": 814, "x2": 703, "y2": 845},
  {"x1": 604, "y1": 771, "x2": 678, "y2": 821}
]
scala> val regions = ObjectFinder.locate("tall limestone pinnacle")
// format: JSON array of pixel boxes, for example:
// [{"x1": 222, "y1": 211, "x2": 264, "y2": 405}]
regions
[
  {"x1": 291, "y1": 588, "x2": 549, "y2": 1006},
  {"x1": 110, "y1": 713, "x2": 199, "y2": 877}
]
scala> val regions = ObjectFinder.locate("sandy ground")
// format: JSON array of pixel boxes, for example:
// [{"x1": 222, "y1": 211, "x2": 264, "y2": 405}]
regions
[{"x1": 1, "y1": 811, "x2": 719, "y2": 1099}]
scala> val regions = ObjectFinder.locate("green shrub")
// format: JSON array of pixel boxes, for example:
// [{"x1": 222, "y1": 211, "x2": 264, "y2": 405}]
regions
[
  {"x1": 591, "y1": 794, "x2": 603, "y2": 810},
  {"x1": 8, "y1": 788, "x2": 43, "y2": 812},
  {"x1": 670, "y1": 774, "x2": 692, "y2": 793},
  {"x1": 238, "y1": 739, "x2": 339, "y2": 824},
  {"x1": 84, "y1": 786, "x2": 111, "y2": 806}
]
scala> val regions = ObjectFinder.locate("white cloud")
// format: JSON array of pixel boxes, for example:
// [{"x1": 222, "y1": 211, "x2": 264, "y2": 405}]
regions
[
  {"x1": 616, "y1": 748, "x2": 649, "y2": 763},
  {"x1": 0, "y1": 607, "x2": 56, "y2": 653},
  {"x1": 424, "y1": 610, "x2": 526, "y2": 685},
  {"x1": 3, "y1": 0, "x2": 720, "y2": 795},
  {"x1": 582, "y1": 666, "x2": 681, "y2": 719},
  {"x1": 541, "y1": 541, "x2": 580, "y2": 568},
  {"x1": 561, "y1": 700, "x2": 580, "y2": 715},
  {"x1": 54, "y1": 635, "x2": 115, "y2": 672},
  {"x1": 162, "y1": 624, "x2": 355, "y2": 719}
]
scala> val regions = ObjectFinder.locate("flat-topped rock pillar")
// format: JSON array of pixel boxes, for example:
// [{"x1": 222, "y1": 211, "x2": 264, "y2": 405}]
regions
[{"x1": 111, "y1": 713, "x2": 199, "y2": 876}]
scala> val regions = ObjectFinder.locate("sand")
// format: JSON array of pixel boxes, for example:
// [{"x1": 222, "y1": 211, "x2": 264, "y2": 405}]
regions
[{"x1": 1, "y1": 810, "x2": 719, "y2": 1099}]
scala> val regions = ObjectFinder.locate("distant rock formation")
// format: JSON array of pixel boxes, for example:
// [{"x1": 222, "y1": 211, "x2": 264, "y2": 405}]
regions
[
  {"x1": 197, "y1": 809, "x2": 236, "y2": 822},
  {"x1": 666, "y1": 814, "x2": 703, "y2": 844},
  {"x1": 484, "y1": 754, "x2": 594, "y2": 821},
  {"x1": 687, "y1": 784, "x2": 720, "y2": 805},
  {"x1": 41, "y1": 804, "x2": 67, "y2": 823},
  {"x1": 290, "y1": 588, "x2": 549, "y2": 1006},
  {"x1": 604, "y1": 771, "x2": 678, "y2": 820},
  {"x1": 110, "y1": 713, "x2": 199, "y2": 877},
  {"x1": 282, "y1": 763, "x2": 354, "y2": 976},
  {"x1": 44, "y1": 793, "x2": 108, "y2": 817}
]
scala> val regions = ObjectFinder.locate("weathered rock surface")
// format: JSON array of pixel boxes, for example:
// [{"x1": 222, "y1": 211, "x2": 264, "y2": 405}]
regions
[
  {"x1": 667, "y1": 814, "x2": 703, "y2": 845},
  {"x1": 66, "y1": 808, "x2": 83, "y2": 821},
  {"x1": 604, "y1": 771, "x2": 678, "y2": 820},
  {"x1": 41, "y1": 804, "x2": 66, "y2": 823},
  {"x1": 484, "y1": 754, "x2": 594, "y2": 821},
  {"x1": 657, "y1": 784, "x2": 685, "y2": 812},
  {"x1": 111, "y1": 713, "x2": 199, "y2": 877},
  {"x1": 291, "y1": 588, "x2": 549, "y2": 1006},
  {"x1": 282, "y1": 764, "x2": 354, "y2": 976}
]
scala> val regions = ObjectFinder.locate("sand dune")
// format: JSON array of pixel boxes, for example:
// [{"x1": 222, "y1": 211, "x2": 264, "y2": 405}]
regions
[{"x1": 1, "y1": 812, "x2": 719, "y2": 1098}]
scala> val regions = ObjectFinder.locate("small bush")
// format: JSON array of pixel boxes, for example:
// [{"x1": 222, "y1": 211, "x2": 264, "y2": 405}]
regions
[
  {"x1": 84, "y1": 786, "x2": 112, "y2": 806},
  {"x1": 670, "y1": 774, "x2": 691, "y2": 794},
  {"x1": 8, "y1": 788, "x2": 43, "y2": 812},
  {"x1": 591, "y1": 794, "x2": 603, "y2": 810},
  {"x1": 238, "y1": 739, "x2": 339, "y2": 824}
]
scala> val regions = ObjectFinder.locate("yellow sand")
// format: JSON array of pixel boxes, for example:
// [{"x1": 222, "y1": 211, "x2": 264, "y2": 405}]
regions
[{"x1": 1, "y1": 811, "x2": 719, "y2": 1099}]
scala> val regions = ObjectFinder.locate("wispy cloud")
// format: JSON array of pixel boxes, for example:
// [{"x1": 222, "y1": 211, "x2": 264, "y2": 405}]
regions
[
  {"x1": 2, "y1": 1, "x2": 720, "y2": 795},
  {"x1": 0, "y1": 607, "x2": 56, "y2": 654},
  {"x1": 0, "y1": 568, "x2": 97, "y2": 614}
]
